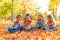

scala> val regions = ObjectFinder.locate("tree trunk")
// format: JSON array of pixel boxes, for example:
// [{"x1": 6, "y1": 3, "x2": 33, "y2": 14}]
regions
[
  {"x1": 5, "y1": 14, "x2": 6, "y2": 21},
  {"x1": 56, "y1": 0, "x2": 58, "y2": 20},
  {"x1": 11, "y1": 0, "x2": 14, "y2": 22},
  {"x1": 22, "y1": 0, "x2": 26, "y2": 15}
]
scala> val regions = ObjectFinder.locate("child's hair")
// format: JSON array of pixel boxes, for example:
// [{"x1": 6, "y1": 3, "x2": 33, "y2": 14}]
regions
[
  {"x1": 47, "y1": 15, "x2": 52, "y2": 19},
  {"x1": 24, "y1": 13, "x2": 31, "y2": 26},
  {"x1": 47, "y1": 15, "x2": 53, "y2": 21},
  {"x1": 24, "y1": 13, "x2": 30, "y2": 21},
  {"x1": 47, "y1": 15, "x2": 52, "y2": 18},
  {"x1": 16, "y1": 15, "x2": 22, "y2": 19},
  {"x1": 26, "y1": 13, "x2": 30, "y2": 16},
  {"x1": 38, "y1": 14, "x2": 43, "y2": 17}
]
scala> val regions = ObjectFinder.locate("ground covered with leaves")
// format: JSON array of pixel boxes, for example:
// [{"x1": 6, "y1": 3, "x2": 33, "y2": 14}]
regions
[{"x1": 0, "y1": 20, "x2": 60, "y2": 40}]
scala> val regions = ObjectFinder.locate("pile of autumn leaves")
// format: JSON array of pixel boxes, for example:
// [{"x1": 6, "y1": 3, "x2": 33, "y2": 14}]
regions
[
  {"x1": 0, "y1": 29, "x2": 60, "y2": 40},
  {"x1": 0, "y1": 21, "x2": 60, "y2": 40}
]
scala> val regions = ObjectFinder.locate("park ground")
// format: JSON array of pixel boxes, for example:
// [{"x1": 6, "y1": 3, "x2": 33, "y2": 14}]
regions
[{"x1": 0, "y1": 20, "x2": 60, "y2": 40}]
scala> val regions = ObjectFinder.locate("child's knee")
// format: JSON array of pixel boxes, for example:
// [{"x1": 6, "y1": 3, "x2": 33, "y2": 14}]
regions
[
  {"x1": 7, "y1": 28, "x2": 13, "y2": 33},
  {"x1": 53, "y1": 27, "x2": 57, "y2": 30},
  {"x1": 18, "y1": 26, "x2": 23, "y2": 28},
  {"x1": 45, "y1": 27, "x2": 51, "y2": 30}
]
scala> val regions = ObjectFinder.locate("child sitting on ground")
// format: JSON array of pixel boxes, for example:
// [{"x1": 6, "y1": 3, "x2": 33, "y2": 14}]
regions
[
  {"x1": 36, "y1": 14, "x2": 46, "y2": 30},
  {"x1": 23, "y1": 13, "x2": 32, "y2": 31},
  {"x1": 46, "y1": 15, "x2": 57, "y2": 30},
  {"x1": 8, "y1": 15, "x2": 23, "y2": 33}
]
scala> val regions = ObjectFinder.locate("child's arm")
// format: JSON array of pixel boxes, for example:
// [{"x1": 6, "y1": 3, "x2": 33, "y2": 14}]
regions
[
  {"x1": 36, "y1": 22, "x2": 38, "y2": 27},
  {"x1": 12, "y1": 20, "x2": 16, "y2": 27},
  {"x1": 13, "y1": 22, "x2": 17, "y2": 27},
  {"x1": 42, "y1": 18, "x2": 47, "y2": 26},
  {"x1": 23, "y1": 22, "x2": 28, "y2": 26},
  {"x1": 36, "y1": 20, "x2": 39, "y2": 27},
  {"x1": 20, "y1": 21, "x2": 24, "y2": 26},
  {"x1": 13, "y1": 21, "x2": 19, "y2": 27}
]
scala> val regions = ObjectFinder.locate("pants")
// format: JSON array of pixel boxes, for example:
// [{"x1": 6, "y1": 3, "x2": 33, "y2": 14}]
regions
[
  {"x1": 28, "y1": 26, "x2": 45, "y2": 31},
  {"x1": 45, "y1": 26, "x2": 57, "y2": 30},
  {"x1": 23, "y1": 27, "x2": 36, "y2": 31},
  {"x1": 29, "y1": 27, "x2": 36, "y2": 31},
  {"x1": 8, "y1": 26, "x2": 23, "y2": 33},
  {"x1": 35, "y1": 25, "x2": 45, "y2": 30},
  {"x1": 23, "y1": 27, "x2": 29, "y2": 30}
]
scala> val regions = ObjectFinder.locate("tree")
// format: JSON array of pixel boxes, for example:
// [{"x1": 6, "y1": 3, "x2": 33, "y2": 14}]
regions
[
  {"x1": 13, "y1": 0, "x2": 39, "y2": 14},
  {"x1": 49, "y1": 0, "x2": 60, "y2": 20},
  {"x1": 0, "y1": 0, "x2": 2, "y2": 2},
  {"x1": 0, "y1": 0, "x2": 40, "y2": 21},
  {"x1": 0, "y1": 2, "x2": 12, "y2": 20},
  {"x1": 11, "y1": 0, "x2": 14, "y2": 21}
]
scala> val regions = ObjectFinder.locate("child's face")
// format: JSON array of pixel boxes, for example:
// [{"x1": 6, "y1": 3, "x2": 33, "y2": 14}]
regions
[
  {"x1": 26, "y1": 16, "x2": 30, "y2": 19},
  {"x1": 47, "y1": 18, "x2": 51, "y2": 21},
  {"x1": 38, "y1": 16, "x2": 42, "y2": 19},
  {"x1": 17, "y1": 16, "x2": 22, "y2": 21},
  {"x1": 38, "y1": 16, "x2": 42, "y2": 21}
]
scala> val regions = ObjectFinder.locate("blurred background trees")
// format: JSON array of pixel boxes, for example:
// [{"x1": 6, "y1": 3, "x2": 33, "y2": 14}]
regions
[
  {"x1": 0, "y1": 0, "x2": 60, "y2": 21},
  {"x1": 49, "y1": 0, "x2": 60, "y2": 20}
]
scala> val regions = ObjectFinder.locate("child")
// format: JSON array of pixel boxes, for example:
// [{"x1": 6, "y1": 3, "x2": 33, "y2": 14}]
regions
[
  {"x1": 36, "y1": 14, "x2": 46, "y2": 30},
  {"x1": 8, "y1": 15, "x2": 23, "y2": 33},
  {"x1": 23, "y1": 13, "x2": 32, "y2": 31},
  {"x1": 46, "y1": 15, "x2": 57, "y2": 30}
]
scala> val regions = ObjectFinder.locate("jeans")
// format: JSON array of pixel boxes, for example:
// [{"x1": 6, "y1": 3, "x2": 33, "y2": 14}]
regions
[
  {"x1": 45, "y1": 26, "x2": 57, "y2": 30},
  {"x1": 23, "y1": 27, "x2": 36, "y2": 31},
  {"x1": 36, "y1": 27, "x2": 45, "y2": 30},
  {"x1": 8, "y1": 26, "x2": 23, "y2": 33}
]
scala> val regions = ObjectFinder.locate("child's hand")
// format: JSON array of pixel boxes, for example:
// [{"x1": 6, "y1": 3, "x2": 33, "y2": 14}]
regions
[
  {"x1": 38, "y1": 18, "x2": 42, "y2": 21},
  {"x1": 48, "y1": 22, "x2": 54, "y2": 26},
  {"x1": 28, "y1": 20, "x2": 31, "y2": 23},
  {"x1": 43, "y1": 24, "x2": 46, "y2": 26},
  {"x1": 14, "y1": 21, "x2": 19, "y2": 25}
]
